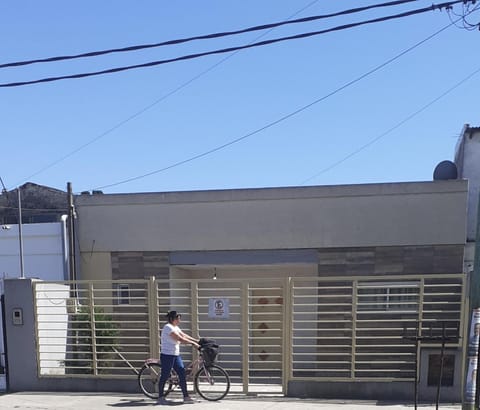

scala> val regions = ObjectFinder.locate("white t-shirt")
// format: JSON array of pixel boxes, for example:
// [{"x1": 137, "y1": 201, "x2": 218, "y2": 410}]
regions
[{"x1": 161, "y1": 323, "x2": 180, "y2": 356}]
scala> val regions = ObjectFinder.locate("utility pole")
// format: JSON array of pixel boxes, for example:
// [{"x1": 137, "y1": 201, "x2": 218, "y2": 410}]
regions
[
  {"x1": 67, "y1": 182, "x2": 76, "y2": 282},
  {"x1": 17, "y1": 187, "x2": 25, "y2": 278}
]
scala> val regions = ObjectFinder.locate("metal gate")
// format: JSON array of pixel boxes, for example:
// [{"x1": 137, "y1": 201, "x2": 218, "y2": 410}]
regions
[
  {"x1": 34, "y1": 277, "x2": 286, "y2": 394},
  {"x1": 33, "y1": 273, "x2": 465, "y2": 394}
]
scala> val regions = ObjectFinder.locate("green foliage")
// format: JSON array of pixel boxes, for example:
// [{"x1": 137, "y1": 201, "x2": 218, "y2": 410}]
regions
[{"x1": 65, "y1": 305, "x2": 119, "y2": 374}]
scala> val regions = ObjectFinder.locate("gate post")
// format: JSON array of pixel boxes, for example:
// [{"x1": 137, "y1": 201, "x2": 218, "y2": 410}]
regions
[
  {"x1": 148, "y1": 277, "x2": 159, "y2": 358},
  {"x1": 283, "y1": 276, "x2": 292, "y2": 395},
  {"x1": 190, "y1": 281, "x2": 198, "y2": 338},
  {"x1": 242, "y1": 282, "x2": 249, "y2": 394},
  {"x1": 88, "y1": 283, "x2": 98, "y2": 375},
  {"x1": 190, "y1": 281, "x2": 199, "y2": 361},
  {"x1": 351, "y1": 280, "x2": 358, "y2": 379}
]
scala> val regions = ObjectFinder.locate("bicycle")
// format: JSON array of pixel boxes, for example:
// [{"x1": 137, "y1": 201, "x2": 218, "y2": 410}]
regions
[{"x1": 138, "y1": 341, "x2": 230, "y2": 401}]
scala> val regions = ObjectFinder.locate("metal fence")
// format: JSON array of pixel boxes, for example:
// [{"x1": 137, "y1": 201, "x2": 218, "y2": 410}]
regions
[
  {"x1": 286, "y1": 274, "x2": 465, "y2": 382},
  {"x1": 33, "y1": 273, "x2": 465, "y2": 393}
]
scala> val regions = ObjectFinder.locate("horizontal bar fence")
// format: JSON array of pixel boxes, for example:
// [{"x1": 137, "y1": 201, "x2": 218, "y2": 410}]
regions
[
  {"x1": 289, "y1": 274, "x2": 465, "y2": 382},
  {"x1": 33, "y1": 273, "x2": 464, "y2": 391}
]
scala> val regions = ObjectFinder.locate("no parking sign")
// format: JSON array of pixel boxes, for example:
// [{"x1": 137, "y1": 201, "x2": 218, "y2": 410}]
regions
[{"x1": 208, "y1": 298, "x2": 229, "y2": 319}]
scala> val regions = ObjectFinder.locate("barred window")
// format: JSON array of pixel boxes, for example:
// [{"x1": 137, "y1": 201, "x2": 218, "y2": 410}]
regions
[
  {"x1": 357, "y1": 282, "x2": 419, "y2": 312},
  {"x1": 117, "y1": 284, "x2": 130, "y2": 305}
]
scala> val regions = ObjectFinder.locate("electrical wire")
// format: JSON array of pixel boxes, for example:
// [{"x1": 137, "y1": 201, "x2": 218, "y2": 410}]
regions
[
  {"x1": 447, "y1": 1, "x2": 480, "y2": 29},
  {"x1": 0, "y1": 0, "x2": 420, "y2": 69},
  {"x1": 13, "y1": 0, "x2": 321, "y2": 187},
  {"x1": 89, "y1": 18, "x2": 459, "y2": 192},
  {"x1": 300, "y1": 65, "x2": 480, "y2": 185},
  {"x1": 0, "y1": 0, "x2": 469, "y2": 88}
]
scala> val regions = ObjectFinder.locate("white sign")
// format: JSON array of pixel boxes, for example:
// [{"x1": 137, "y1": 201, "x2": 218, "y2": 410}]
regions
[{"x1": 208, "y1": 298, "x2": 229, "y2": 319}]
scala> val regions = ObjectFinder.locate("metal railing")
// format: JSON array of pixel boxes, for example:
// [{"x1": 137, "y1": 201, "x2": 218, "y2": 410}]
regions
[{"x1": 287, "y1": 274, "x2": 465, "y2": 382}]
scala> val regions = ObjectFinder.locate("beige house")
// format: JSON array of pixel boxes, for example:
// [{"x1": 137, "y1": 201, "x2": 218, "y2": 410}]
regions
[{"x1": 72, "y1": 180, "x2": 468, "y2": 401}]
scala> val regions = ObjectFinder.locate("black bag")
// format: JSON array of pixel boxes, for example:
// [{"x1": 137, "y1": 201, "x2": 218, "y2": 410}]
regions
[{"x1": 198, "y1": 338, "x2": 219, "y2": 366}]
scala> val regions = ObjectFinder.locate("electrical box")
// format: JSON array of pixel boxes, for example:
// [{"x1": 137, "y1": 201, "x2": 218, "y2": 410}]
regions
[{"x1": 12, "y1": 308, "x2": 23, "y2": 325}]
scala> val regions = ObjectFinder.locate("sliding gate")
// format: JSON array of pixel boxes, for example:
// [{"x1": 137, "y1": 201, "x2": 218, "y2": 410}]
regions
[
  {"x1": 33, "y1": 273, "x2": 465, "y2": 395},
  {"x1": 34, "y1": 278, "x2": 286, "y2": 394}
]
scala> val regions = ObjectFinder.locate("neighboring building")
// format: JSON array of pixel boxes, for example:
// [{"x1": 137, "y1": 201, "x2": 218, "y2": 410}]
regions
[
  {"x1": 455, "y1": 124, "x2": 480, "y2": 269},
  {"x1": 0, "y1": 182, "x2": 68, "y2": 225},
  {"x1": 0, "y1": 221, "x2": 69, "y2": 281}
]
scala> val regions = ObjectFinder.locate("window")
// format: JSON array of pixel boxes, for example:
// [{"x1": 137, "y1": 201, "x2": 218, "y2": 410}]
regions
[
  {"x1": 357, "y1": 282, "x2": 419, "y2": 312},
  {"x1": 117, "y1": 284, "x2": 130, "y2": 305}
]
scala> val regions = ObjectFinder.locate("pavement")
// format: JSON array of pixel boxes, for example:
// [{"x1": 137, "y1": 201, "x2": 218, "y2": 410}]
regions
[{"x1": 0, "y1": 392, "x2": 463, "y2": 410}]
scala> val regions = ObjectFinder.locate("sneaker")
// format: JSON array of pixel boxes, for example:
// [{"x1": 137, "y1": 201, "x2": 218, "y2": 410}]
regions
[
  {"x1": 183, "y1": 396, "x2": 196, "y2": 404},
  {"x1": 156, "y1": 396, "x2": 168, "y2": 405}
]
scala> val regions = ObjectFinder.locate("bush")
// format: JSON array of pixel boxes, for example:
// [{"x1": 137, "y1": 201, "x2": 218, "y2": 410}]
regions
[{"x1": 65, "y1": 305, "x2": 119, "y2": 374}]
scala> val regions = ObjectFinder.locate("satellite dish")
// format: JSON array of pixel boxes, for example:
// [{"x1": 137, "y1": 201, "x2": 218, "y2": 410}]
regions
[{"x1": 433, "y1": 160, "x2": 458, "y2": 180}]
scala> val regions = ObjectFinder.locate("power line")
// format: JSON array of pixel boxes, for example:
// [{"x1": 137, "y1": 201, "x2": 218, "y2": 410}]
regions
[
  {"x1": 300, "y1": 65, "x2": 480, "y2": 185},
  {"x1": 0, "y1": 0, "x2": 469, "y2": 89},
  {"x1": 0, "y1": 0, "x2": 419, "y2": 69},
  {"x1": 447, "y1": 0, "x2": 480, "y2": 29},
  {"x1": 89, "y1": 18, "x2": 458, "y2": 192},
  {"x1": 13, "y1": 0, "x2": 322, "y2": 187}
]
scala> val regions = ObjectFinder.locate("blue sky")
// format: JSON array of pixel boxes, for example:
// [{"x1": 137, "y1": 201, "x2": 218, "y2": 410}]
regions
[{"x1": 1, "y1": 1, "x2": 479, "y2": 194}]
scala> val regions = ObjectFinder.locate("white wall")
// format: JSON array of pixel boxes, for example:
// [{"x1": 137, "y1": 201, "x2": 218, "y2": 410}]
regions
[
  {"x1": 0, "y1": 221, "x2": 68, "y2": 281},
  {"x1": 35, "y1": 283, "x2": 70, "y2": 376}
]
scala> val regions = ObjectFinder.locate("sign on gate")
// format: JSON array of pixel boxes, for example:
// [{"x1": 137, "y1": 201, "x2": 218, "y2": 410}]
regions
[{"x1": 208, "y1": 298, "x2": 229, "y2": 319}]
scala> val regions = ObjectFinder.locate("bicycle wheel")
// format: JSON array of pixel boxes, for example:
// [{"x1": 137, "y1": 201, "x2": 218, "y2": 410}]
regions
[
  {"x1": 194, "y1": 364, "x2": 230, "y2": 401},
  {"x1": 138, "y1": 363, "x2": 176, "y2": 399}
]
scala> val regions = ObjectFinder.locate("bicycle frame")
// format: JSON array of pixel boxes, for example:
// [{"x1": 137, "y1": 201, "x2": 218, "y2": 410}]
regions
[{"x1": 160, "y1": 354, "x2": 205, "y2": 385}]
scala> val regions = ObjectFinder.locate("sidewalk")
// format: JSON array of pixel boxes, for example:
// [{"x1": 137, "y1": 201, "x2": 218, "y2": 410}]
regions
[{"x1": 0, "y1": 392, "x2": 462, "y2": 410}]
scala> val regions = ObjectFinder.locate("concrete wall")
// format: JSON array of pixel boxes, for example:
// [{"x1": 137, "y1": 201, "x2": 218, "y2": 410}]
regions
[
  {"x1": 75, "y1": 180, "x2": 468, "y2": 258},
  {"x1": 3, "y1": 278, "x2": 138, "y2": 393},
  {"x1": 288, "y1": 380, "x2": 413, "y2": 401},
  {"x1": 80, "y1": 252, "x2": 111, "y2": 282},
  {"x1": 455, "y1": 126, "x2": 480, "y2": 242}
]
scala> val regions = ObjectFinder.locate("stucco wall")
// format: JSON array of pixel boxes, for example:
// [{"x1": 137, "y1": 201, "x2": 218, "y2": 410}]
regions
[
  {"x1": 80, "y1": 252, "x2": 112, "y2": 282},
  {"x1": 456, "y1": 127, "x2": 480, "y2": 242},
  {"x1": 75, "y1": 181, "x2": 468, "y2": 255}
]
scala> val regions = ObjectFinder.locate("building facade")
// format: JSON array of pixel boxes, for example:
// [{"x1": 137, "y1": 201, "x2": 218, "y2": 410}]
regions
[{"x1": 70, "y1": 180, "x2": 468, "y2": 400}]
